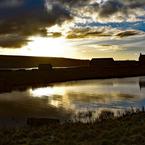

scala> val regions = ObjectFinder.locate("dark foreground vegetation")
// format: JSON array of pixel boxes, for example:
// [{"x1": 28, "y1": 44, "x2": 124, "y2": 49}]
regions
[{"x1": 1, "y1": 108, "x2": 145, "y2": 145}]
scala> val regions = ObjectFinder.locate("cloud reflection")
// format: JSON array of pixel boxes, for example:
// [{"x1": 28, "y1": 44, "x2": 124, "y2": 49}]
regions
[
  {"x1": 28, "y1": 78, "x2": 142, "y2": 111},
  {"x1": 0, "y1": 77, "x2": 145, "y2": 119}
]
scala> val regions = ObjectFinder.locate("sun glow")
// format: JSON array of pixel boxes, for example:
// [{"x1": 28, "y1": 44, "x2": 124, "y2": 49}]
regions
[{"x1": 22, "y1": 36, "x2": 75, "y2": 57}]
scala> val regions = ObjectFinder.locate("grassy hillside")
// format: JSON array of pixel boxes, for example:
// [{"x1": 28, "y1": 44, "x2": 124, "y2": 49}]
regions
[{"x1": 0, "y1": 55, "x2": 89, "y2": 68}]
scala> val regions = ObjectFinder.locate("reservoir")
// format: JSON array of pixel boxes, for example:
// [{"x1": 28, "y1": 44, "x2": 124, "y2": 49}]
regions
[{"x1": 0, "y1": 76, "x2": 145, "y2": 124}]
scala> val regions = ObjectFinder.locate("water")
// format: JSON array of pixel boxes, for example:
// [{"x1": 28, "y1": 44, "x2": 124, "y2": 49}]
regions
[{"x1": 0, "y1": 76, "x2": 145, "y2": 124}]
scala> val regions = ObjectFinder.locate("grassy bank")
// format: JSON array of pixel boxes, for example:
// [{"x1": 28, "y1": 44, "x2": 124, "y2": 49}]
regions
[{"x1": 0, "y1": 109, "x2": 145, "y2": 145}]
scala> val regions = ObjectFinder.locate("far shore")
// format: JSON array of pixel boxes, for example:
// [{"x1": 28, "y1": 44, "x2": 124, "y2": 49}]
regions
[
  {"x1": 0, "y1": 65, "x2": 145, "y2": 93},
  {"x1": 0, "y1": 54, "x2": 145, "y2": 93}
]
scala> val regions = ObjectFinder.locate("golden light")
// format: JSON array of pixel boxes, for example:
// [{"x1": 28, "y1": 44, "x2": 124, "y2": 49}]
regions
[
  {"x1": 29, "y1": 86, "x2": 72, "y2": 108},
  {"x1": 28, "y1": 79, "x2": 140, "y2": 111},
  {"x1": 49, "y1": 100, "x2": 60, "y2": 108},
  {"x1": 22, "y1": 36, "x2": 75, "y2": 57},
  {"x1": 30, "y1": 87, "x2": 55, "y2": 97}
]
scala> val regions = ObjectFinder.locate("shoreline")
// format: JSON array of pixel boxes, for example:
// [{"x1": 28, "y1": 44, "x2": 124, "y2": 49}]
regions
[{"x1": 0, "y1": 65, "x2": 145, "y2": 93}]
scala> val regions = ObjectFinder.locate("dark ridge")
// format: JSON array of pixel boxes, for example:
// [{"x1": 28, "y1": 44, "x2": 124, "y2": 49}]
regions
[{"x1": 0, "y1": 55, "x2": 89, "y2": 68}]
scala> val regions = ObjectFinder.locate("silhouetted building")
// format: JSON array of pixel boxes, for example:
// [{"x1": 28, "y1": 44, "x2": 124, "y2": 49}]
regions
[
  {"x1": 90, "y1": 58, "x2": 114, "y2": 67},
  {"x1": 139, "y1": 78, "x2": 145, "y2": 90},
  {"x1": 115, "y1": 60, "x2": 138, "y2": 67},
  {"x1": 38, "y1": 64, "x2": 53, "y2": 71},
  {"x1": 139, "y1": 53, "x2": 145, "y2": 62}
]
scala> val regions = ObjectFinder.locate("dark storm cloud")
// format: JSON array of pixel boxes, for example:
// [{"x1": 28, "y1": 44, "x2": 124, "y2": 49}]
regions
[
  {"x1": 0, "y1": 0, "x2": 72, "y2": 48},
  {"x1": 52, "y1": 0, "x2": 145, "y2": 19},
  {"x1": 115, "y1": 30, "x2": 141, "y2": 37},
  {"x1": 0, "y1": 0, "x2": 145, "y2": 48},
  {"x1": 99, "y1": 1, "x2": 126, "y2": 17},
  {"x1": 45, "y1": 1, "x2": 72, "y2": 25},
  {"x1": 127, "y1": 2, "x2": 145, "y2": 9},
  {"x1": 0, "y1": 34, "x2": 29, "y2": 48},
  {"x1": 98, "y1": 0, "x2": 145, "y2": 18},
  {"x1": 55, "y1": 0, "x2": 91, "y2": 7},
  {"x1": 0, "y1": 0, "x2": 23, "y2": 8},
  {"x1": 48, "y1": 0, "x2": 145, "y2": 26},
  {"x1": 66, "y1": 28, "x2": 111, "y2": 39},
  {"x1": 66, "y1": 27, "x2": 143, "y2": 39},
  {"x1": 47, "y1": 32, "x2": 62, "y2": 38}
]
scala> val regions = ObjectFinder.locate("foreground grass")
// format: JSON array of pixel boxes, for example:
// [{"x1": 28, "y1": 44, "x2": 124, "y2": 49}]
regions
[{"x1": 1, "y1": 110, "x2": 145, "y2": 145}]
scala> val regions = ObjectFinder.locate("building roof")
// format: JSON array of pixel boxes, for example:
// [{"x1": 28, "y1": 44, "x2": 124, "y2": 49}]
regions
[
  {"x1": 90, "y1": 58, "x2": 114, "y2": 66},
  {"x1": 139, "y1": 53, "x2": 145, "y2": 61},
  {"x1": 91, "y1": 58, "x2": 114, "y2": 61}
]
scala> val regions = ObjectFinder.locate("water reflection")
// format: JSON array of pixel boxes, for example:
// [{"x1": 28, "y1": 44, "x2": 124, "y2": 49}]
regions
[
  {"x1": 28, "y1": 77, "x2": 144, "y2": 112},
  {"x1": 0, "y1": 77, "x2": 145, "y2": 121}
]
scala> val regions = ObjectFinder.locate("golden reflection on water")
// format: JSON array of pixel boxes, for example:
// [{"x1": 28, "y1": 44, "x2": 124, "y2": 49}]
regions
[
  {"x1": 30, "y1": 87, "x2": 65, "y2": 97},
  {"x1": 0, "y1": 77, "x2": 144, "y2": 120},
  {"x1": 29, "y1": 86, "x2": 71, "y2": 108},
  {"x1": 28, "y1": 78, "x2": 143, "y2": 113}
]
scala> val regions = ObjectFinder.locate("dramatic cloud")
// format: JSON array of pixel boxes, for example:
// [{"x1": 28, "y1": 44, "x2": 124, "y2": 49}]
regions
[
  {"x1": 52, "y1": 0, "x2": 145, "y2": 22},
  {"x1": 47, "y1": 32, "x2": 62, "y2": 38},
  {"x1": 76, "y1": 33, "x2": 145, "y2": 48},
  {"x1": 0, "y1": 0, "x2": 72, "y2": 48},
  {"x1": 0, "y1": 0, "x2": 23, "y2": 8},
  {"x1": 98, "y1": 0, "x2": 145, "y2": 19},
  {"x1": 0, "y1": 34, "x2": 28, "y2": 48},
  {"x1": 67, "y1": 33, "x2": 145, "y2": 60},
  {"x1": 66, "y1": 27, "x2": 143, "y2": 39},
  {"x1": 66, "y1": 27, "x2": 111, "y2": 39},
  {"x1": 0, "y1": 0, "x2": 145, "y2": 48},
  {"x1": 99, "y1": 1, "x2": 126, "y2": 18},
  {"x1": 44, "y1": 0, "x2": 72, "y2": 24},
  {"x1": 115, "y1": 30, "x2": 141, "y2": 37}
]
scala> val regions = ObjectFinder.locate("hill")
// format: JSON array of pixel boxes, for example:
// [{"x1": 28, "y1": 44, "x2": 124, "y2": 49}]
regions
[{"x1": 0, "y1": 55, "x2": 89, "y2": 68}]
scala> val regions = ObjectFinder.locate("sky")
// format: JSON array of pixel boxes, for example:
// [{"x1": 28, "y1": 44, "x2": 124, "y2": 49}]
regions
[{"x1": 0, "y1": 0, "x2": 145, "y2": 60}]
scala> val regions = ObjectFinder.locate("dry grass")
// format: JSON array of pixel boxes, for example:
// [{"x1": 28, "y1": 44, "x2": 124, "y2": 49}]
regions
[{"x1": 0, "y1": 108, "x2": 145, "y2": 145}]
